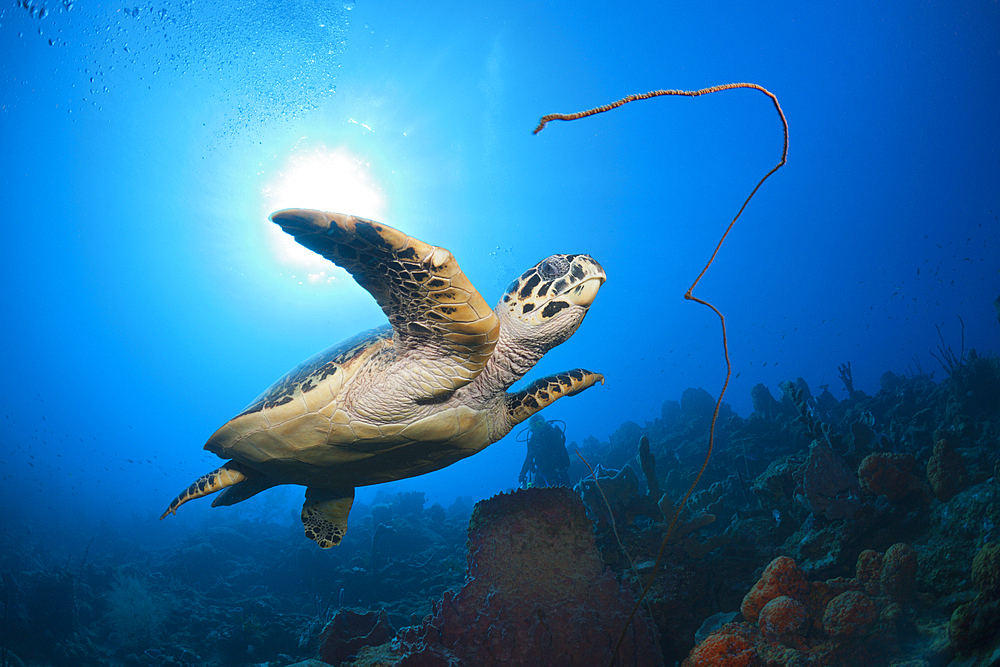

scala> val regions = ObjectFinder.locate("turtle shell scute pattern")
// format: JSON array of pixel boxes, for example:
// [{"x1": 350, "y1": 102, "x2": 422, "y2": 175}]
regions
[{"x1": 236, "y1": 326, "x2": 392, "y2": 418}]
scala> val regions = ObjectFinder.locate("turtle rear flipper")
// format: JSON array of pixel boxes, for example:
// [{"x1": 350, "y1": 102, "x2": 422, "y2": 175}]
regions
[
  {"x1": 302, "y1": 487, "x2": 355, "y2": 548},
  {"x1": 159, "y1": 461, "x2": 251, "y2": 519},
  {"x1": 212, "y1": 475, "x2": 278, "y2": 507},
  {"x1": 506, "y1": 369, "x2": 604, "y2": 426}
]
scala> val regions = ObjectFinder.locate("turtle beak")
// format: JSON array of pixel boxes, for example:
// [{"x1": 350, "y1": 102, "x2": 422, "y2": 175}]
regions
[
  {"x1": 563, "y1": 255, "x2": 606, "y2": 308},
  {"x1": 565, "y1": 276, "x2": 604, "y2": 308}
]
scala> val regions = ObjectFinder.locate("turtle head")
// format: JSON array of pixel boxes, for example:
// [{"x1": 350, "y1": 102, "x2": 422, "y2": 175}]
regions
[{"x1": 498, "y1": 253, "x2": 605, "y2": 351}]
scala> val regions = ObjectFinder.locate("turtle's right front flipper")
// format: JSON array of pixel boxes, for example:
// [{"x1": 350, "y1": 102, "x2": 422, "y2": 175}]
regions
[
  {"x1": 505, "y1": 369, "x2": 604, "y2": 426},
  {"x1": 268, "y1": 209, "x2": 500, "y2": 399},
  {"x1": 159, "y1": 462, "x2": 251, "y2": 520}
]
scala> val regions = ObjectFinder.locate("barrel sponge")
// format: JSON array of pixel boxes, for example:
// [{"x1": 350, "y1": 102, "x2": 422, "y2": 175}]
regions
[
  {"x1": 972, "y1": 542, "x2": 1000, "y2": 600},
  {"x1": 682, "y1": 624, "x2": 763, "y2": 667},
  {"x1": 823, "y1": 591, "x2": 878, "y2": 638},
  {"x1": 880, "y1": 543, "x2": 918, "y2": 602},
  {"x1": 758, "y1": 596, "x2": 809, "y2": 641}
]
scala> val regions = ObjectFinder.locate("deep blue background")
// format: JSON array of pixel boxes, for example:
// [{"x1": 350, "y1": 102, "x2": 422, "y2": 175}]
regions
[{"x1": 2, "y1": 1, "x2": 997, "y2": 552}]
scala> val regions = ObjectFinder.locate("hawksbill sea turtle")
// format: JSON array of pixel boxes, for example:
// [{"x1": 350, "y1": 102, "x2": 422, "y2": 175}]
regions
[{"x1": 161, "y1": 209, "x2": 606, "y2": 548}]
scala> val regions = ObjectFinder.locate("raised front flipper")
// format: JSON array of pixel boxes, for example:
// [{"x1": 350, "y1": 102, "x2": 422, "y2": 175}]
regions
[
  {"x1": 506, "y1": 369, "x2": 604, "y2": 426},
  {"x1": 159, "y1": 461, "x2": 251, "y2": 519},
  {"x1": 302, "y1": 487, "x2": 356, "y2": 548},
  {"x1": 269, "y1": 209, "x2": 500, "y2": 399}
]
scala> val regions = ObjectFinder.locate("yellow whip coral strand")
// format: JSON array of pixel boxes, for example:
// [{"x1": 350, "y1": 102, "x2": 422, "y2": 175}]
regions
[{"x1": 534, "y1": 83, "x2": 789, "y2": 666}]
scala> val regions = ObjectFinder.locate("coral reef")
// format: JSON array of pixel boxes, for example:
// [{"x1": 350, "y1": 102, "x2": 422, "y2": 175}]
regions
[
  {"x1": 576, "y1": 463, "x2": 645, "y2": 526},
  {"x1": 3, "y1": 338, "x2": 998, "y2": 667},
  {"x1": 949, "y1": 542, "x2": 1000, "y2": 659},
  {"x1": 758, "y1": 596, "x2": 808, "y2": 643},
  {"x1": 656, "y1": 493, "x2": 730, "y2": 560},
  {"x1": 685, "y1": 547, "x2": 917, "y2": 666},
  {"x1": 821, "y1": 590, "x2": 878, "y2": 638},
  {"x1": 105, "y1": 574, "x2": 165, "y2": 647},
  {"x1": 319, "y1": 608, "x2": 393, "y2": 666},
  {"x1": 926, "y1": 430, "x2": 969, "y2": 501},
  {"x1": 750, "y1": 383, "x2": 783, "y2": 421},
  {"x1": 639, "y1": 435, "x2": 661, "y2": 499},
  {"x1": 793, "y1": 441, "x2": 862, "y2": 520},
  {"x1": 682, "y1": 623, "x2": 762, "y2": 667},
  {"x1": 740, "y1": 557, "x2": 810, "y2": 623},
  {"x1": 391, "y1": 487, "x2": 662, "y2": 666},
  {"x1": 857, "y1": 453, "x2": 930, "y2": 505},
  {"x1": 752, "y1": 457, "x2": 800, "y2": 512},
  {"x1": 875, "y1": 543, "x2": 918, "y2": 602}
]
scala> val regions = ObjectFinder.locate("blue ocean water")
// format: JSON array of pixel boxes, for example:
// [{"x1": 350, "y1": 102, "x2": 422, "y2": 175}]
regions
[{"x1": 2, "y1": 2, "x2": 998, "y2": 666}]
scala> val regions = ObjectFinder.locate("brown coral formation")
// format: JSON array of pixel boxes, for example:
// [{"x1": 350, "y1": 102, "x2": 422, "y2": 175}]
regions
[
  {"x1": 857, "y1": 453, "x2": 930, "y2": 505},
  {"x1": 740, "y1": 556, "x2": 810, "y2": 623},
  {"x1": 685, "y1": 546, "x2": 918, "y2": 667},
  {"x1": 972, "y1": 540, "x2": 1000, "y2": 597},
  {"x1": 926, "y1": 431, "x2": 968, "y2": 501},
  {"x1": 950, "y1": 542, "x2": 1000, "y2": 656},
  {"x1": 394, "y1": 487, "x2": 662, "y2": 666},
  {"x1": 878, "y1": 543, "x2": 919, "y2": 602},
  {"x1": 657, "y1": 492, "x2": 729, "y2": 559},
  {"x1": 319, "y1": 609, "x2": 394, "y2": 666},
  {"x1": 758, "y1": 596, "x2": 808, "y2": 644},
  {"x1": 821, "y1": 590, "x2": 877, "y2": 638},
  {"x1": 793, "y1": 441, "x2": 862, "y2": 520},
  {"x1": 682, "y1": 623, "x2": 763, "y2": 667},
  {"x1": 751, "y1": 383, "x2": 782, "y2": 420},
  {"x1": 854, "y1": 543, "x2": 918, "y2": 602},
  {"x1": 752, "y1": 457, "x2": 799, "y2": 511}
]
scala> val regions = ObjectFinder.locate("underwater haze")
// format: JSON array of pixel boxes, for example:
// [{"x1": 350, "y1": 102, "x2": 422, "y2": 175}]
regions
[{"x1": 2, "y1": 2, "x2": 999, "y2": 667}]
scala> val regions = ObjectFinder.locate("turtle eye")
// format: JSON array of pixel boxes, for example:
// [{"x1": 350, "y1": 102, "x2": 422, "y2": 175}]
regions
[{"x1": 538, "y1": 256, "x2": 567, "y2": 280}]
